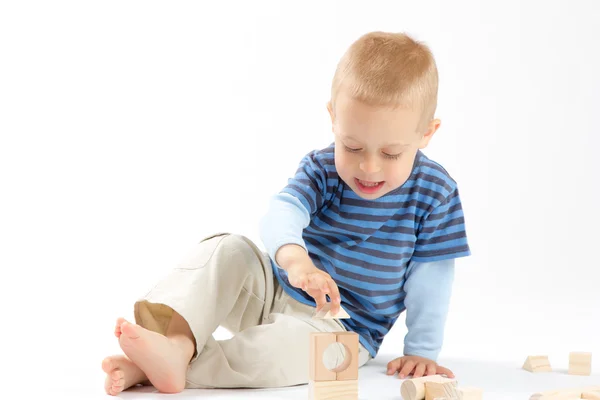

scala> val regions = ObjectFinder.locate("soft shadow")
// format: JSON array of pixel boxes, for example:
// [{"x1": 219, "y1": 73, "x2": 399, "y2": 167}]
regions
[{"x1": 114, "y1": 357, "x2": 598, "y2": 400}]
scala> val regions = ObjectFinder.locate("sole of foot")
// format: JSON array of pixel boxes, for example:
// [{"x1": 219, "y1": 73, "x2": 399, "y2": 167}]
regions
[{"x1": 118, "y1": 319, "x2": 192, "y2": 393}]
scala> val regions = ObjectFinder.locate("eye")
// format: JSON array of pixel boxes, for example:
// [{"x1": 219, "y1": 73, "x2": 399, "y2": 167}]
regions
[
  {"x1": 344, "y1": 145, "x2": 362, "y2": 153},
  {"x1": 383, "y1": 152, "x2": 401, "y2": 160}
]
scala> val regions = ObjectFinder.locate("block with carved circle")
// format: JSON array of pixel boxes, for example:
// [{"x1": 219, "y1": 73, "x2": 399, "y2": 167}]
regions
[{"x1": 308, "y1": 331, "x2": 359, "y2": 399}]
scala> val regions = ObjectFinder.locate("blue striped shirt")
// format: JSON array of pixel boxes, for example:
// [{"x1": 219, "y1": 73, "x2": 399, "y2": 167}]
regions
[{"x1": 259, "y1": 144, "x2": 470, "y2": 358}]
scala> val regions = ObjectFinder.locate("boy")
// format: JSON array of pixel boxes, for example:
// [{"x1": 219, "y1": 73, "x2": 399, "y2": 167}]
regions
[{"x1": 102, "y1": 31, "x2": 470, "y2": 395}]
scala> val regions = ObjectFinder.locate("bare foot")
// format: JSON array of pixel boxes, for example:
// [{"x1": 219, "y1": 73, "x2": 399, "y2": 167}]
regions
[
  {"x1": 102, "y1": 355, "x2": 147, "y2": 396},
  {"x1": 118, "y1": 319, "x2": 194, "y2": 393}
]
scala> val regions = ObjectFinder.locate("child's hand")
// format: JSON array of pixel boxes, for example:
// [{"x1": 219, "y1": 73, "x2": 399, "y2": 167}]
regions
[
  {"x1": 386, "y1": 355, "x2": 455, "y2": 379},
  {"x1": 287, "y1": 262, "x2": 341, "y2": 315}
]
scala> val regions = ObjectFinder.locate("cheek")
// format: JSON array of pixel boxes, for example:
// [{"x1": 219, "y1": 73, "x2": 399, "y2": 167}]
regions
[
  {"x1": 388, "y1": 155, "x2": 416, "y2": 182},
  {"x1": 335, "y1": 152, "x2": 354, "y2": 175}
]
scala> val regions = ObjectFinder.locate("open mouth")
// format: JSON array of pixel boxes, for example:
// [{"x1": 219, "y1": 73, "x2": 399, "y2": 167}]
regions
[{"x1": 354, "y1": 178, "x2": 385, "y2": 194}]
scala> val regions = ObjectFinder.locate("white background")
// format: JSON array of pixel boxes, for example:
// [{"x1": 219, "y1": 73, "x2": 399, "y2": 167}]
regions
[{"x1": 1, "y1": 1, "x2": 599, "y2": 398}]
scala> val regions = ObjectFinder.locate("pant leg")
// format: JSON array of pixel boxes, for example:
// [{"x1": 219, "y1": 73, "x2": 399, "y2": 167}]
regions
[
  {"x1": 133, "y1": 232, "x2": 274, "y2": 360},
  {"x1": 185, "y1": 282, "x2": 372, "y2": 389}
]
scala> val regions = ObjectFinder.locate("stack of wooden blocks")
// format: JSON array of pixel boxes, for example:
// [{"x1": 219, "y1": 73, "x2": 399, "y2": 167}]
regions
[
  {"x1": 400, "y1": 375, "x2": 483, "y2": 400},
  {"x1": 309, "y1": 331, "x2": 359, "y2": 400},
  {"x1": 309, "y1": 303, "x2": 358, "y2": 400}
]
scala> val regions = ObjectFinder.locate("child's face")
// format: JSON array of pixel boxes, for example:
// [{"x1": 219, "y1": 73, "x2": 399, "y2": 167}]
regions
[{"x1": 328, "y1": 94, "x2": 440, "y2": 200}]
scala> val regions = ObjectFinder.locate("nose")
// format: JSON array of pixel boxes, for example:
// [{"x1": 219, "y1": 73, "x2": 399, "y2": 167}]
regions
[{"x1": 359, "y1": 155, "x2": 381, "y2": 174}]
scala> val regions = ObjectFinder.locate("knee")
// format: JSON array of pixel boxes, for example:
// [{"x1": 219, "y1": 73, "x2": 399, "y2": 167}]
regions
[
  {"x1": 217, "y1": 234, "x2": 250, "y2": 252},
  {"x1": 176, "y1": 233, "x2": 260, "y2": 271},
  {"x1": 217, "y1": 234, "x2": 254, "y2": 257},
  {"x1": 214, "y1": 234, "x2": 265, "y2": 272}
]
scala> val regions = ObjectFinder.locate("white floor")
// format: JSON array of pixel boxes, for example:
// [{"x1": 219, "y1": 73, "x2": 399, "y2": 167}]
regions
[{"x1": 31, "y1": 354, "x2": 599, "y2": 400}]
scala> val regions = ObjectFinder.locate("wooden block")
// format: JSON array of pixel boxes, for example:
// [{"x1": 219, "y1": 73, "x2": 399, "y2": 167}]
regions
[
  {"x1": 582, "y1": 392, "x2": 600, "y2": 400},
  {"x1": 523, "y1": 355, "x2": 552, "y2": 372},
  {"x1": 309, "y1": 333, "x2": 337, "y2": 381},
  {"x1": 333, "y1": 332, "x2": 359, "y2": 381},
  {"x1": 400, "y1": 375, "x2": 455, "y2": 400},
  {"x1": 423, "y1": 382, "x2": 481, "y2": 400},
  {"x1": 456, "y1": 387, "x2": 484, "y2": 400},
  {"x1": 569, "y1": 352, "x2": 592, "y2": 376},
  {"x1": 308, "y1": 379, "x2": 358, "y2": 400},
  {"x1": 424, "y1": 379, "x2": 458, "y2": 400},
  {"x1": 313, "y1": 303, "x2": 351, "y2": 319},
  {"x1": 530, "y1": 394, "x2": 577, "y2": 400},
  {"x1": 529, "y1": 386, "x2": 600, "y2": 400},
  {"x1": 530, "y1": 390, "x2": 582, "y2": 400}
]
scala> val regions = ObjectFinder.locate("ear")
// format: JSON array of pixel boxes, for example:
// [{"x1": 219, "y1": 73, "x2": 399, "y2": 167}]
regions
[{"x1": 418, "y1": 119, "x2": 441, "y2": 149}]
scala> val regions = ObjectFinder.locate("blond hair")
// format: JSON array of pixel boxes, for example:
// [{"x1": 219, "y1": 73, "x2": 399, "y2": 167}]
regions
[{"x1": 330, "y1": 31, "x2": 439, "y2": 132}]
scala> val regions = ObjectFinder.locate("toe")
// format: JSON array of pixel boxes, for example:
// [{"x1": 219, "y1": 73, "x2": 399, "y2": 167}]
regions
[
  {"x1": 102, "y1": 358, "x2": 114, "y2": 374},
  {"x1": 115, "y1": 317, "x2": 126, "y2": 336},
  {"x1": 111, "y1": 370, "x2": 124, "y2": 381},
  {"x1": 109, "y1": 385, "x2": 124, "y2": 396},
  {"x1": 113, "y1": 377, "x2": 125, "y2": 388},
  {"x1": 120, "y1": 320, "x2": 141, "y2": 340},
  {"x1": 104, "y1": 377, "x2": 112, "y2": 395}
]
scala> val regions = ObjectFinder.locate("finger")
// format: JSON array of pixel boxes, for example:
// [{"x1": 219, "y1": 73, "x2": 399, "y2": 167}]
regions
[
  {"x1": 412, "y1": 363, "x2": 427, "y2": 379},
  {"x1": 325, "y1": 278, "x2": 341, "y2": 312},
  {"x1": 320, "y1": 279, "x2": 330, "y2": 294},
  {"x1": 306, "y1": 273, "x2": 326, "y2": 290},
  {"x1": 436, "y1": 365, "x2": 455, "y2": 378},
  {"x1": 425, "y1": 363, "x2": 436, "y2": 376},
  {"x1": 313, "y1": 291, "x2": 328, "y2": 312},
  {"x1": 289, "y1": 274, "x2": 308, "y2": 291},
  {"x1": 387, "y1": 359, "x2": 402, "y2": 375},
  {"x1": 398, "y1": 360, "x2": 415, "y2": 379},
  {"x1": 309, "y1": 275, "x2": 339, "y2": 314}
]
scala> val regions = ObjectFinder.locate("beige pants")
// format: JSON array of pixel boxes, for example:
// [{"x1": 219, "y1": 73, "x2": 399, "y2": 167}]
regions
[{"x1": 133, "y1": 233, "x2": 371, "y2": 389}]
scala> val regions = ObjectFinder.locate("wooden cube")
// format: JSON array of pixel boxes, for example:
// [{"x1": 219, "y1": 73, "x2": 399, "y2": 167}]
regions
[{"x1": 569, "y1": 352, "x2": 592, "y2": 376}]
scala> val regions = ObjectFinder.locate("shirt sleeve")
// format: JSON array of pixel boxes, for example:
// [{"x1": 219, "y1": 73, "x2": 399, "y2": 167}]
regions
[
  {"x1": 279, "y1": 150, "x2": 331, "y2": 216},
  {"x1": 259, "y1": 149, "x2": 335, "y2": 268},
  {"x1": 412, "y1": 187, "x2": 471, "y2": 262},
  {"x1": 259, "y1": 192, "x2": 310, "y2": 268},
  {"x1": 402, "y1": 258, "x2": 455, "y2": 361}
]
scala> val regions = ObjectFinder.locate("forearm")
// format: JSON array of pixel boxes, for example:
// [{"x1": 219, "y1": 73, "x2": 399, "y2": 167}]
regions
[
  {"x1": 259, "y1": 192, "x2": 311, "y2": 271},
  {"x1": 275, "y1": 243, "x2": 312, "y2": 271},
  {"x1": 403, "y1": 259, "x2": 455, "y2": 361}
]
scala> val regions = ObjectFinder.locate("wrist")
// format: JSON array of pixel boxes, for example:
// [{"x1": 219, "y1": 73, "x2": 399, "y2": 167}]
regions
[
  {"x1": 275, "y1": 244, "x2": 310, "y2": 271},
  {"x1": 403, "y1": 348, "x2": 438, "y2": 362}
]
